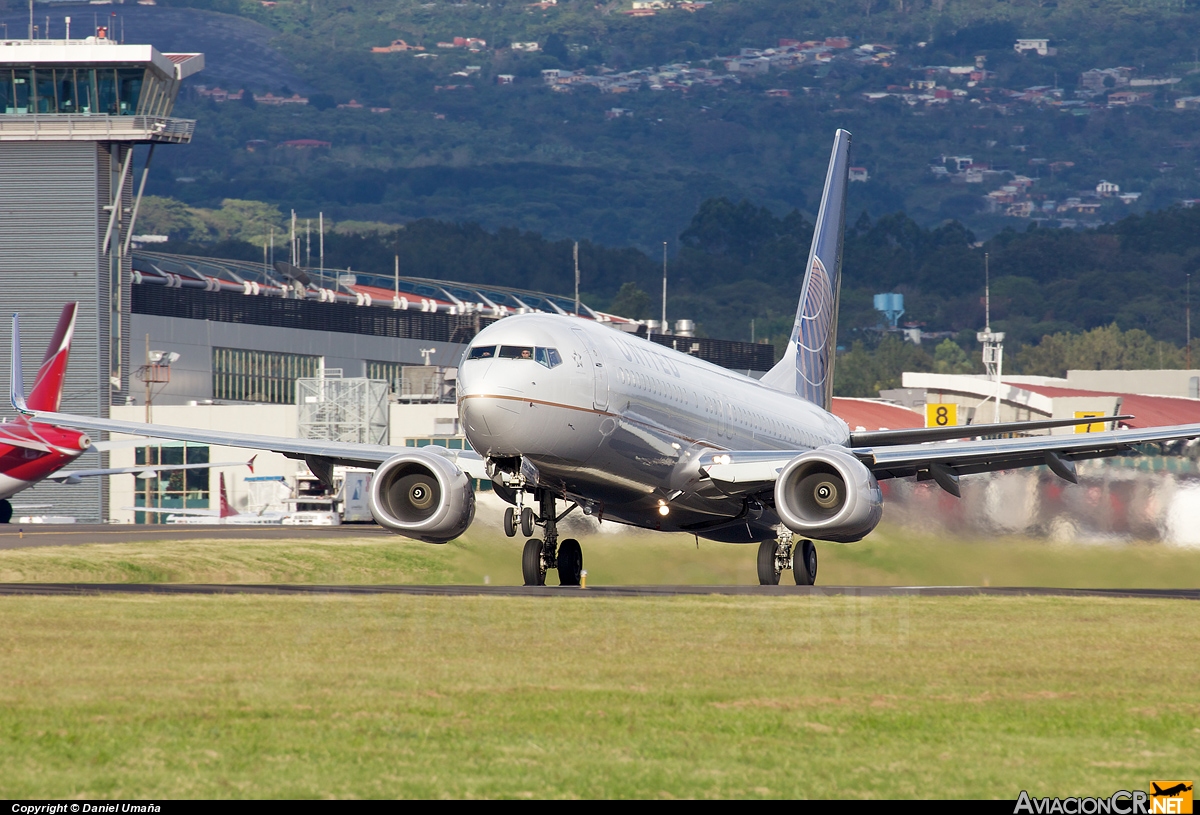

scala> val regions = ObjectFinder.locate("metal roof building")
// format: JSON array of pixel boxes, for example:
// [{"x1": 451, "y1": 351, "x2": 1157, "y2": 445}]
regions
[{"x1": 129, "y1": 250, "x2": 777, "y2": 407}]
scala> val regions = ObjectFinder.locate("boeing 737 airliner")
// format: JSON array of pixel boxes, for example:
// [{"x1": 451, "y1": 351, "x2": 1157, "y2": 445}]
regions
[{"x1": 16, "y1": 130, "x2": 1200, "y2": 585}]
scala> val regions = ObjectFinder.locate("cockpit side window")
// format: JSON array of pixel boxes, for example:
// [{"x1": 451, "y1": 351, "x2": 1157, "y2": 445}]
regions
[
  {"x1": 536, "y1": 348, "x2": 563, "y2": 368},
  {"x1": 498, "y1": 345, "x2": 535, "y2": 360},
  {"x1": 467, "y1": 345, "x2": 496, "y2": 360}
]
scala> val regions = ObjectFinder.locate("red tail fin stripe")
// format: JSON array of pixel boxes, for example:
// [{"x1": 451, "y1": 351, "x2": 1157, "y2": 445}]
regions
[{"x1": 26, "y1": 303, "x2": 78, "y2": 414}]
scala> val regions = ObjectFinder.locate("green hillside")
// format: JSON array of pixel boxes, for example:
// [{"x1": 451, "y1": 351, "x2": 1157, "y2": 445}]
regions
[{"x1": 7, "y1": 0, "x2": 1198, "y2": 248}]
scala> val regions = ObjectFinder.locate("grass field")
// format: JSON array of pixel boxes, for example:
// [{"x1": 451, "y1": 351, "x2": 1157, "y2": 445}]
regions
[
  {"x1": 1, "y1": 593, "x2": 1197, "y2": 798},
  {"x1": 1, "y1": 528, "x2": 1197, "y2": 798},
  {"x1": 1, "y1": 522, "x2": 1199, "y2": 587}
]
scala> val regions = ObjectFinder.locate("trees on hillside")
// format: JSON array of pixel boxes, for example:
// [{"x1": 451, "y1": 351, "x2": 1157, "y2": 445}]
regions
[{"x1": 1014, "y1": 324, "x2": 1187, "y2": 377}]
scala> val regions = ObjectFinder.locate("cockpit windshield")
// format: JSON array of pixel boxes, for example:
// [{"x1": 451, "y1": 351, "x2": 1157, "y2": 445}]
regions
[{"x1": 468, "y1": 344, "x2": 562, "y2": 368}]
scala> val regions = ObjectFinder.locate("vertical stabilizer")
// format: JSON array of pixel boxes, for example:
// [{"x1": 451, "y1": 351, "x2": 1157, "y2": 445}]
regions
[
  {"x1": 26, "y1": 303, "x2": 78, "y2": 413},
  {"x1": 218, "y1": 473, "x2": 236, "y2": 518},
  {"x1": 759, "y1": 130, "x2": 852, "y2": 411}
]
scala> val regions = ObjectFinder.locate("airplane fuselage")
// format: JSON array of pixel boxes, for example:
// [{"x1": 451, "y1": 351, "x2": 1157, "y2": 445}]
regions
[
  {"x1": 0, "y1": 419, "x2": 88, "y2": 500},
  {"x1": 457, "y1": 313, "x2": 849, "y2": 542}
]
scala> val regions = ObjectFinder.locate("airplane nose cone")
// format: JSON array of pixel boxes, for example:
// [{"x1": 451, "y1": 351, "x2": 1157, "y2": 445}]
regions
[{"x1": 461, "y1": 395, "x2": 525, "y2": 441}]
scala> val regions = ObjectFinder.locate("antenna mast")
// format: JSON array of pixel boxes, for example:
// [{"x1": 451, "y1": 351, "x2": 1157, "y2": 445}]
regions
[
  {"x1": 661, "y1": 241, "x2": 668, "y2": 331},
  {"x1": 976, "y1": 252, "x2": 1005, "y2": 423}
]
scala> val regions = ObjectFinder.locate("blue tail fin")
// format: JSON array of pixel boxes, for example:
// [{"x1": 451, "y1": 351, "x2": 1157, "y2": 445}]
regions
[{"x1": 759, "y1": 129, "x2": 852, "y2": 411}]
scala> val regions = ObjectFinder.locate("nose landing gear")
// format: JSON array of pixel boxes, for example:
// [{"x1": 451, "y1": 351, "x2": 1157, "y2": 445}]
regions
[{"x1": 519, "y1": 490, "x2": 583, "y2": 587}]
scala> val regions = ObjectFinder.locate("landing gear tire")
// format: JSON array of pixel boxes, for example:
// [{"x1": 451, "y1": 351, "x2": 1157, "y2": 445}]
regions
[
  {"x1": 520, "y1": 506, "x2": 536, "y2": 538},
  {"x1": 0, "y1": 500, "x2": 10, "y2": 524},
  {"x1": 522, "y1": 538, "x2": 546, "y2": 586},
  {"x1": 558, "y1": 538, "x2": 583, "y2": 586},
  {"x1": 757, "y1": 539, "x2": 781, "y2": 585},
  {"x1": 794, "y1": 540, "x2": 817, "y2": 586},
  {"x1": 503, "y1": 507, "x2": 517, "y2": 538}
]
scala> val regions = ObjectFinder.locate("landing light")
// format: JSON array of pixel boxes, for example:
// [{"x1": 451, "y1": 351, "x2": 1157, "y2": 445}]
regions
[
  {"x1": 657, "y1": 499, "x2": 670, "y2": 516},
  {"x1": 713, "y1": 454, "x2": 732, "y2": 465}
]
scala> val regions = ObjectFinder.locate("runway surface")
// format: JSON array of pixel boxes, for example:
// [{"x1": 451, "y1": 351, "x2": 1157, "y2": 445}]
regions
[
  {"x1": 0, "y1": 523, "x2": 390, "y2": 549},
  {"x1": 0, "y1": 583, "x2": 1195, "y2": 599}
]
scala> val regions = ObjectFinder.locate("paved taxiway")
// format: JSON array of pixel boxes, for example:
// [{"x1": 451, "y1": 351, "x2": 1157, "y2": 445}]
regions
[
  {"x1": 0, "y1": 583, "x2": 1194, "y2": 600},
  {"x1": 0, "y1": 523, "x2": 391, "y2": 549}
]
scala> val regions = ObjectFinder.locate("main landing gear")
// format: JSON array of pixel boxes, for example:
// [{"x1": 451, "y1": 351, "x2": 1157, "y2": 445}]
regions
[
  {"x1": 505, "y1": 489, "x2": 582, "y2": 587},
  {"x1": 757, "y1": 531, "x2": 817, "y2": 586}
]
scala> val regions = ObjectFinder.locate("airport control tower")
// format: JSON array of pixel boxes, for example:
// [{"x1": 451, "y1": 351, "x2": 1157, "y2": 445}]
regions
[{"x1": 0, "y1": 24, "x2": 202, "y2": 520}]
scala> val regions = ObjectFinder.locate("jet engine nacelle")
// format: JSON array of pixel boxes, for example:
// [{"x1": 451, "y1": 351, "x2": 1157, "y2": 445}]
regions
[
  {"x1": 369, "y1": 450, "x2": 476, "y2": 543},
  {"x1": 773, "y1": 447, "x2": 883, "y2": 543}
]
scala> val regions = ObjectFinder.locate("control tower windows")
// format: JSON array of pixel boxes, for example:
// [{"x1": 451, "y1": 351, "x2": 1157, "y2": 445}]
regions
[
  {"x1": 34, "y1": 70, "x2": 55, "y2": 113},
  {"x1": 96, "y1": 69, "x2": 117, "y2": 114},
  {"x1": 56, "y1": 70, "x2": 78, "y2": 113},
  {"x1": 2, "y1": 70, "x2": 32, "y2": 114},
  {"x1": 0, "y1": 67, "x2": 151, "y2": 115},
  {"x1": 118, "y1": 68, "x2": 143, "y2": 114}
]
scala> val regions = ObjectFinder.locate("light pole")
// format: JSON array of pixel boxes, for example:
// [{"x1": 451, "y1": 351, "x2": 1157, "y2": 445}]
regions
[
  {"x1": 135, "y1": 340, "x2": 179, "y2": 524},
  {"x1": 136, "y1": 335, "x2": 179, "y2": 424}
]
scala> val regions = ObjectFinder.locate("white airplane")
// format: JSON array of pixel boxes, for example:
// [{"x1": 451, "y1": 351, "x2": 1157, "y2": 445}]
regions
[{"x1": 15, "y1": 129, "x2": 1200, "y2": 586}]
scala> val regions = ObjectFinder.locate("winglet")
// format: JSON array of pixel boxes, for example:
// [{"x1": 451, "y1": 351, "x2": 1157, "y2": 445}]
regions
[
  {"x1": 247, "y1": 455, "x2": 257, "y2": 475},
  {"x1": 10, "y1": 313, "x2": 30, "y2": 415}
]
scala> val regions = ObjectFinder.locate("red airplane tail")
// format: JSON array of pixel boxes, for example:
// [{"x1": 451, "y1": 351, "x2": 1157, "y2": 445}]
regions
[
  {"x1": 218, "y1": 473, "x2": 237, "y2": 518},
  {"x1": 25, "y1": 303, "x2": 77, "y2": 413}
]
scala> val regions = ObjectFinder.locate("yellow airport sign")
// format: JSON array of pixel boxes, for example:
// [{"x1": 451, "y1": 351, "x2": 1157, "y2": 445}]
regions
[
  {"x1": 1074, "y1": 411, "x2": 1107, "y2": 433},
  {"x1": 926, "y1": 402, "x2": 957, "y2": 428}
]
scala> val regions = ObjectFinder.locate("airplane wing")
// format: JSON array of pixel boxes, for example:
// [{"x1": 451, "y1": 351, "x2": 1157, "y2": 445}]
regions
[
  {"x1": 44, "y1": 458, "x2": 255, "y2": 485},
  {"x1": 11, "y1": 408, "x2": 489, "y2": 482},
  {"x1": 699, "y1": 422, "x2": 1200, "y2": 498},
  {"x1": 9, "y1": 405, "x2": 484, "y2": 477},
  {"x1": 9, "y1": 316, "x2": 487, "y2": 482}
]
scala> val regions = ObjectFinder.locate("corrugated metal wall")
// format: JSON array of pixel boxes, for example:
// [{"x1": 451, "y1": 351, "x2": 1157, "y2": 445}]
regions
[{"x1": 0, "y1": 141, "x2": 128, "y2": 521}]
